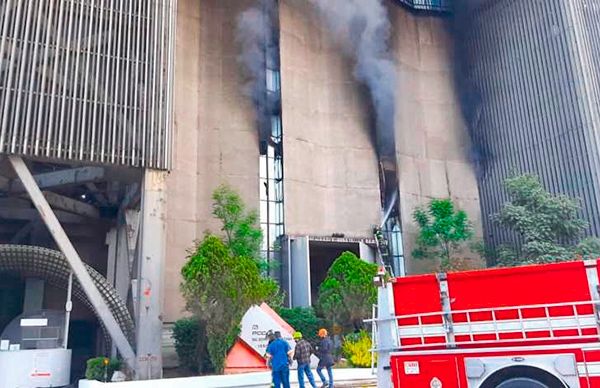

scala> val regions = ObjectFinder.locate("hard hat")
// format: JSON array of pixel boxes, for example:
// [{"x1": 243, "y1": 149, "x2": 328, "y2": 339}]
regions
[
  {"x1": 318, "y1": 328, "x2": 328, "y2": 337},
  {"x1": 293, "y1": 331, "x2": 302, "y2": 339}
]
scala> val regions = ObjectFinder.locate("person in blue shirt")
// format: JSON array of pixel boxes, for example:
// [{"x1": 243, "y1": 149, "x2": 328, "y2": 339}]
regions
[{"x1": 266, "y1": 331, "x2": 293, "y2": 388}]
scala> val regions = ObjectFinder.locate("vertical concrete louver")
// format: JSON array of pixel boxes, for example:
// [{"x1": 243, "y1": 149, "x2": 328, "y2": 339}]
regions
[
  {"x1": 458, "y1": 0, "x2": 600, "y2": 248},
  {"x1": 0, "y1": 0, "x2": 176, "y2": 169}
]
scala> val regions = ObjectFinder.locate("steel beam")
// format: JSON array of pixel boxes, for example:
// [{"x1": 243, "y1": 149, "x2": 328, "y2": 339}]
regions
[
  {"x1": 135, "y1": 169, "x2": 166, "y2": 380},
  {"x1": 11, "y1": 166, "x2": 105, "y2": 192},
  {"x1": 41, "y1": 191, "x2": 100, "y2": 219},
  {"x1": 8, "y1": 155, "x2": 136, "y2": 369},
  {"x1": 0, "y1": 208, "x2": 87, "y2": 224}
]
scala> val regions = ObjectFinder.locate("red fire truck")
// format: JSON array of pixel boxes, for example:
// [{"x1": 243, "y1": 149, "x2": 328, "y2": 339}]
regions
[{"x1": 372, "y1": 259, "x2": 600, "y2": 388}]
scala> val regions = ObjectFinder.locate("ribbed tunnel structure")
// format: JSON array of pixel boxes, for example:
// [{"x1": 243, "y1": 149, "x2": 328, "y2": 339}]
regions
[{"x1": 0, "y1": 244, "x2": 135, "y2": 345}]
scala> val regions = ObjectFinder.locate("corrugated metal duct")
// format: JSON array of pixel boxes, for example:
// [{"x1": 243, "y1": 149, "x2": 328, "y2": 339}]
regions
[
  {"x1": 457, "y1": 0, "x2": 600, "y2": 247},
  {"x1": 0, "y1": 0, "x2": 176, "y2": 170}
]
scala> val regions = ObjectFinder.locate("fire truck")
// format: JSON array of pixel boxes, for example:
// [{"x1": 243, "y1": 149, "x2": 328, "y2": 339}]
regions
[{"x1": 372, "y1": 259, "x2": 600, "y2": 388}]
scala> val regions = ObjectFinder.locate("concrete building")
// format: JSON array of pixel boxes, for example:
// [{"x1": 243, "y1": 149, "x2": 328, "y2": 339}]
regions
[
  {"x1": 0, "y1": 0, "x2": 481, "y2": 379},
  {"x1": 455, "y1": 0, "x2": 600, "y2": 249}
]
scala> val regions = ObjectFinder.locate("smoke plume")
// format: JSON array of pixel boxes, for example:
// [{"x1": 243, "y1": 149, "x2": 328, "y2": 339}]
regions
[
  {"x1": 309, "y1": 0, "x2": 397, "y2": 159},
  {"x1": 310, "y1": 0, "x2": 399, "y2": 225},
  {"x1": 236, "y1": 0, "x2": 277, "y2": 154}
]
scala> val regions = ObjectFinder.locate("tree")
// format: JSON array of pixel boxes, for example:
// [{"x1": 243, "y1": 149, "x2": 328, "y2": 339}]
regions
[
  {"x1": 180, "y1": 235, "x2": 279, "y2": 373},
  {"x1": 412, "y1": 198, "x2": 474, "y2": 270},
  {"x1": 212, "y1": 184, "x2": 263, "y2": 264},
  {"x1": 494, "y1": 174, "x2": 600, "y2": 265},
  {"x1": 277, "y1": 307, "x2": 323, "y2": 343},
  {"x1": 317, "y1": 252, "x2": 378, "y2": 331}
]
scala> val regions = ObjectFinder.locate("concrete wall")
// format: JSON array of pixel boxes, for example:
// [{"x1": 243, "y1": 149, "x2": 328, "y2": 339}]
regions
[
  {"x1": 164, "y1": 0, "x2": 260, "y2": 322},
  {"x1": 279, "y1": 1, "x2": 481, "y2": 270},
  {"x1": 164, "y1": 0, "x2": 483, "y2": 322},
  {"x1": 390, "y1": 7, "x2": 482, "y2": 272},
  {"x1": 279, "y1": 0, "x2": 382, "y2": 239}
]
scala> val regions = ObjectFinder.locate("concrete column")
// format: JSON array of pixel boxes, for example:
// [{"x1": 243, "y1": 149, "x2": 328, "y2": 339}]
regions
[
  {"x1": 135, "y1": 169, "x2": 167, "y2": 380},
  {"x1": 359, "y1": 242, "x2": 376, "y2": 264},
  {"x1": 290, "y1": 236, "x2": 311, "y2": 307}
]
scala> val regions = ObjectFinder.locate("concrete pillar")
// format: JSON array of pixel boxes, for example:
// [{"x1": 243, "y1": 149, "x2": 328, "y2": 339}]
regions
[
  {"x1": 290, "y1": 236, "x2": 311, "y2": 307},
  {"x1": 135, "y1": 169, "x2": 167, "y2": 380},
  {"x1": 23, "y1": 278, "x2": 44, "y2": 313},
  {"x1": 359, "y1": 242, "x2": 376, "y2": 264}
]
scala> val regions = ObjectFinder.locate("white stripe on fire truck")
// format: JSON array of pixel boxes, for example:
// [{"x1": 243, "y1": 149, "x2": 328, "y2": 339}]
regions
[
  {"x1": 398, "y1": 315, "x2": 597, "y2": 338},
  {"x1": 578, "y1": 362, "x2": 600, "y2": 377}
]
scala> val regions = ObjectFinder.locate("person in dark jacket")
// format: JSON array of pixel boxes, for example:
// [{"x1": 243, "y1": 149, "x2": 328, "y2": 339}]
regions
[
  {"x1": 293, "y1": 331, "x2": 317, "y2": 388},
  {"x1": 315, "y1": 328, "x2": 334, "y2": 388}
]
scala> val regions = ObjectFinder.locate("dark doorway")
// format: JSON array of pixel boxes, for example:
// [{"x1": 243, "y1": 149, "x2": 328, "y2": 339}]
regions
[
  {"x1": 0, "y1": 274, "x2": 24, "y2": 333},
  {"x1": 309, "y1": 241, "x2": 360, "y2": 303},
  {"x1": 69, "y1": 320, "x2": 99, "y2": 382}
]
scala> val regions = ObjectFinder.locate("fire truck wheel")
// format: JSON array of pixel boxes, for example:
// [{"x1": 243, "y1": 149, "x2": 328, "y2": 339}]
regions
[
  {"x1": 479, "y1": 365, "x2": 566, "y2": 388},
  {"x1": 496, "y1": 378, "x2": 552, "y2": 388}
]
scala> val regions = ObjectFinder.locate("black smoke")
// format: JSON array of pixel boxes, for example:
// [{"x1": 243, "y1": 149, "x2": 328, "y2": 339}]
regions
[
  {"x1": 236, "y1": 0, "x2": 278, "y2": 155},
  {"x1": 309, "y1": 0, "x2": 399, "y2": 222},
  {"x1": 309, "y1": 0, "x2": 397, "y2": 160}
]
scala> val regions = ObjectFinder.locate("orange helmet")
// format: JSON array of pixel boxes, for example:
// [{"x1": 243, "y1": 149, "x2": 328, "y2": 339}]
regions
[{"x1": 318, "y1": 328, "x2": 328, "y2": 337}]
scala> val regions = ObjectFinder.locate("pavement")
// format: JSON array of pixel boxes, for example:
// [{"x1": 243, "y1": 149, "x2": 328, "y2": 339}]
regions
[{"x1": 79, "y1": 368, "x2": 377, "y2": 387}]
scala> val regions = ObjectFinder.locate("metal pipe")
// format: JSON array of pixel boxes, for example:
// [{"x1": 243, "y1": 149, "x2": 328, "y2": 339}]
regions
[
  {"x1": 149, "y1": 0, "x2": 159, "y2": 167},
  {"x1": 141, "y1": 0, "x2": 152, "y2": 166},
  {"x1": 131, "y1": 0, "x2": 143, "y2": 165},
  {"x1": 122, "y1": 0, "x2": 133, "y2": 165},
  {"x1": 34, "y1": 0, "x2": 56, "y2": 155},
  {"x1": 45, "y1": 0, "x2": 68, "y2": 157},
  {"x1": 165, "y1": 0, "x2": 177, "y2": 169},
  {"x1": 68, "y1": 0, "x2": 87, "y2": 159},
  {"x1": 157, "y1": 0, "x2": 166, "y2": 167},
  {"x1": 22, "y1": 0, "x2": 45, "y2": 154},
  {"x1": 56, "y1": 0, "x2": 76, "y2": 158},
  {"x1": 80, "y1": 0, "x2": 97, "y2": 160},
  {"x1": 63, "y1": 270, "x2": 73, "y2": 349},
  {"x1": 110, "y1": 0, "x2": 124, "y2": 164},
  {"x1": 0, "y1": 0, "x2": 14, "y2": 74},
  {"x1": 9, "y1": 0, "x2": 34, "y2": 153},
  {"x1": 0, "y1": 0, "x2": 21, "y2": 151},
  {"x1": 90, "y1": 0, "x2": 106, "y2": 162},
  {"x1": 100, "y1": 0, "x2": 115, "y2": 163}
]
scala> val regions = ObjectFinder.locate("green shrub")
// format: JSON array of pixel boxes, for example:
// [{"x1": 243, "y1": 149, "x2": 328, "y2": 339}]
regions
[
  {"x1": 341, "y1": 331, "x2": 375, "y2": 368},
  {"x1": 317, "y1": 252, "x2": 378, "y2": 330},
  {"x1": 172, "y1": 318, "x2": 214, "y2": 373},
  {"x1": 85, "y1": 357, "x2": 121, "y2": 381},
  {"x1": 277, "y1": 307, "x2": 323, "y2": 342},
  {"x1": 181, "y1": 235, "x2": 279, "y2": 373}
]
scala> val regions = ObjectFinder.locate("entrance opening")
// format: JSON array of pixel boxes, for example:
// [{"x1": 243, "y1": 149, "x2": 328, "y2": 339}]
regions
[
  {"x1": 309, "y1": 241, "x2": 360, "y2": 303},
  {"x1": 0, "y1": 158, "x2": 141, "y2": 378},
  {"x1": 0, "y1": 275, "x2": 23, "y2": 333}
]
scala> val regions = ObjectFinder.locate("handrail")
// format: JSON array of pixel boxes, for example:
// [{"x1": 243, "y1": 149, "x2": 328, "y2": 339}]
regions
[
  {"x1": 366, "y1": 300, "x2": 598, "y2": 323},
  {"x1": 393, "y1": 334, "x2": 600, "y2": 351}
]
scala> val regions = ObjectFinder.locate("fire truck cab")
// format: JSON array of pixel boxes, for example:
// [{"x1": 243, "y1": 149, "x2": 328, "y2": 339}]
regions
[{"x1": 373, "y1": 259, "x2": 600, "y2": 387}]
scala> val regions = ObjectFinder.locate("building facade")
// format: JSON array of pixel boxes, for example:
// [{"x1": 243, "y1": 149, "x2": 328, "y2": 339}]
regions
[
  {"x1": 456, "y1": 0, "x2": 600, "y2": 249},
  {"x1": 0, "y1": 0, "x2": 484, "y2": 378}
]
